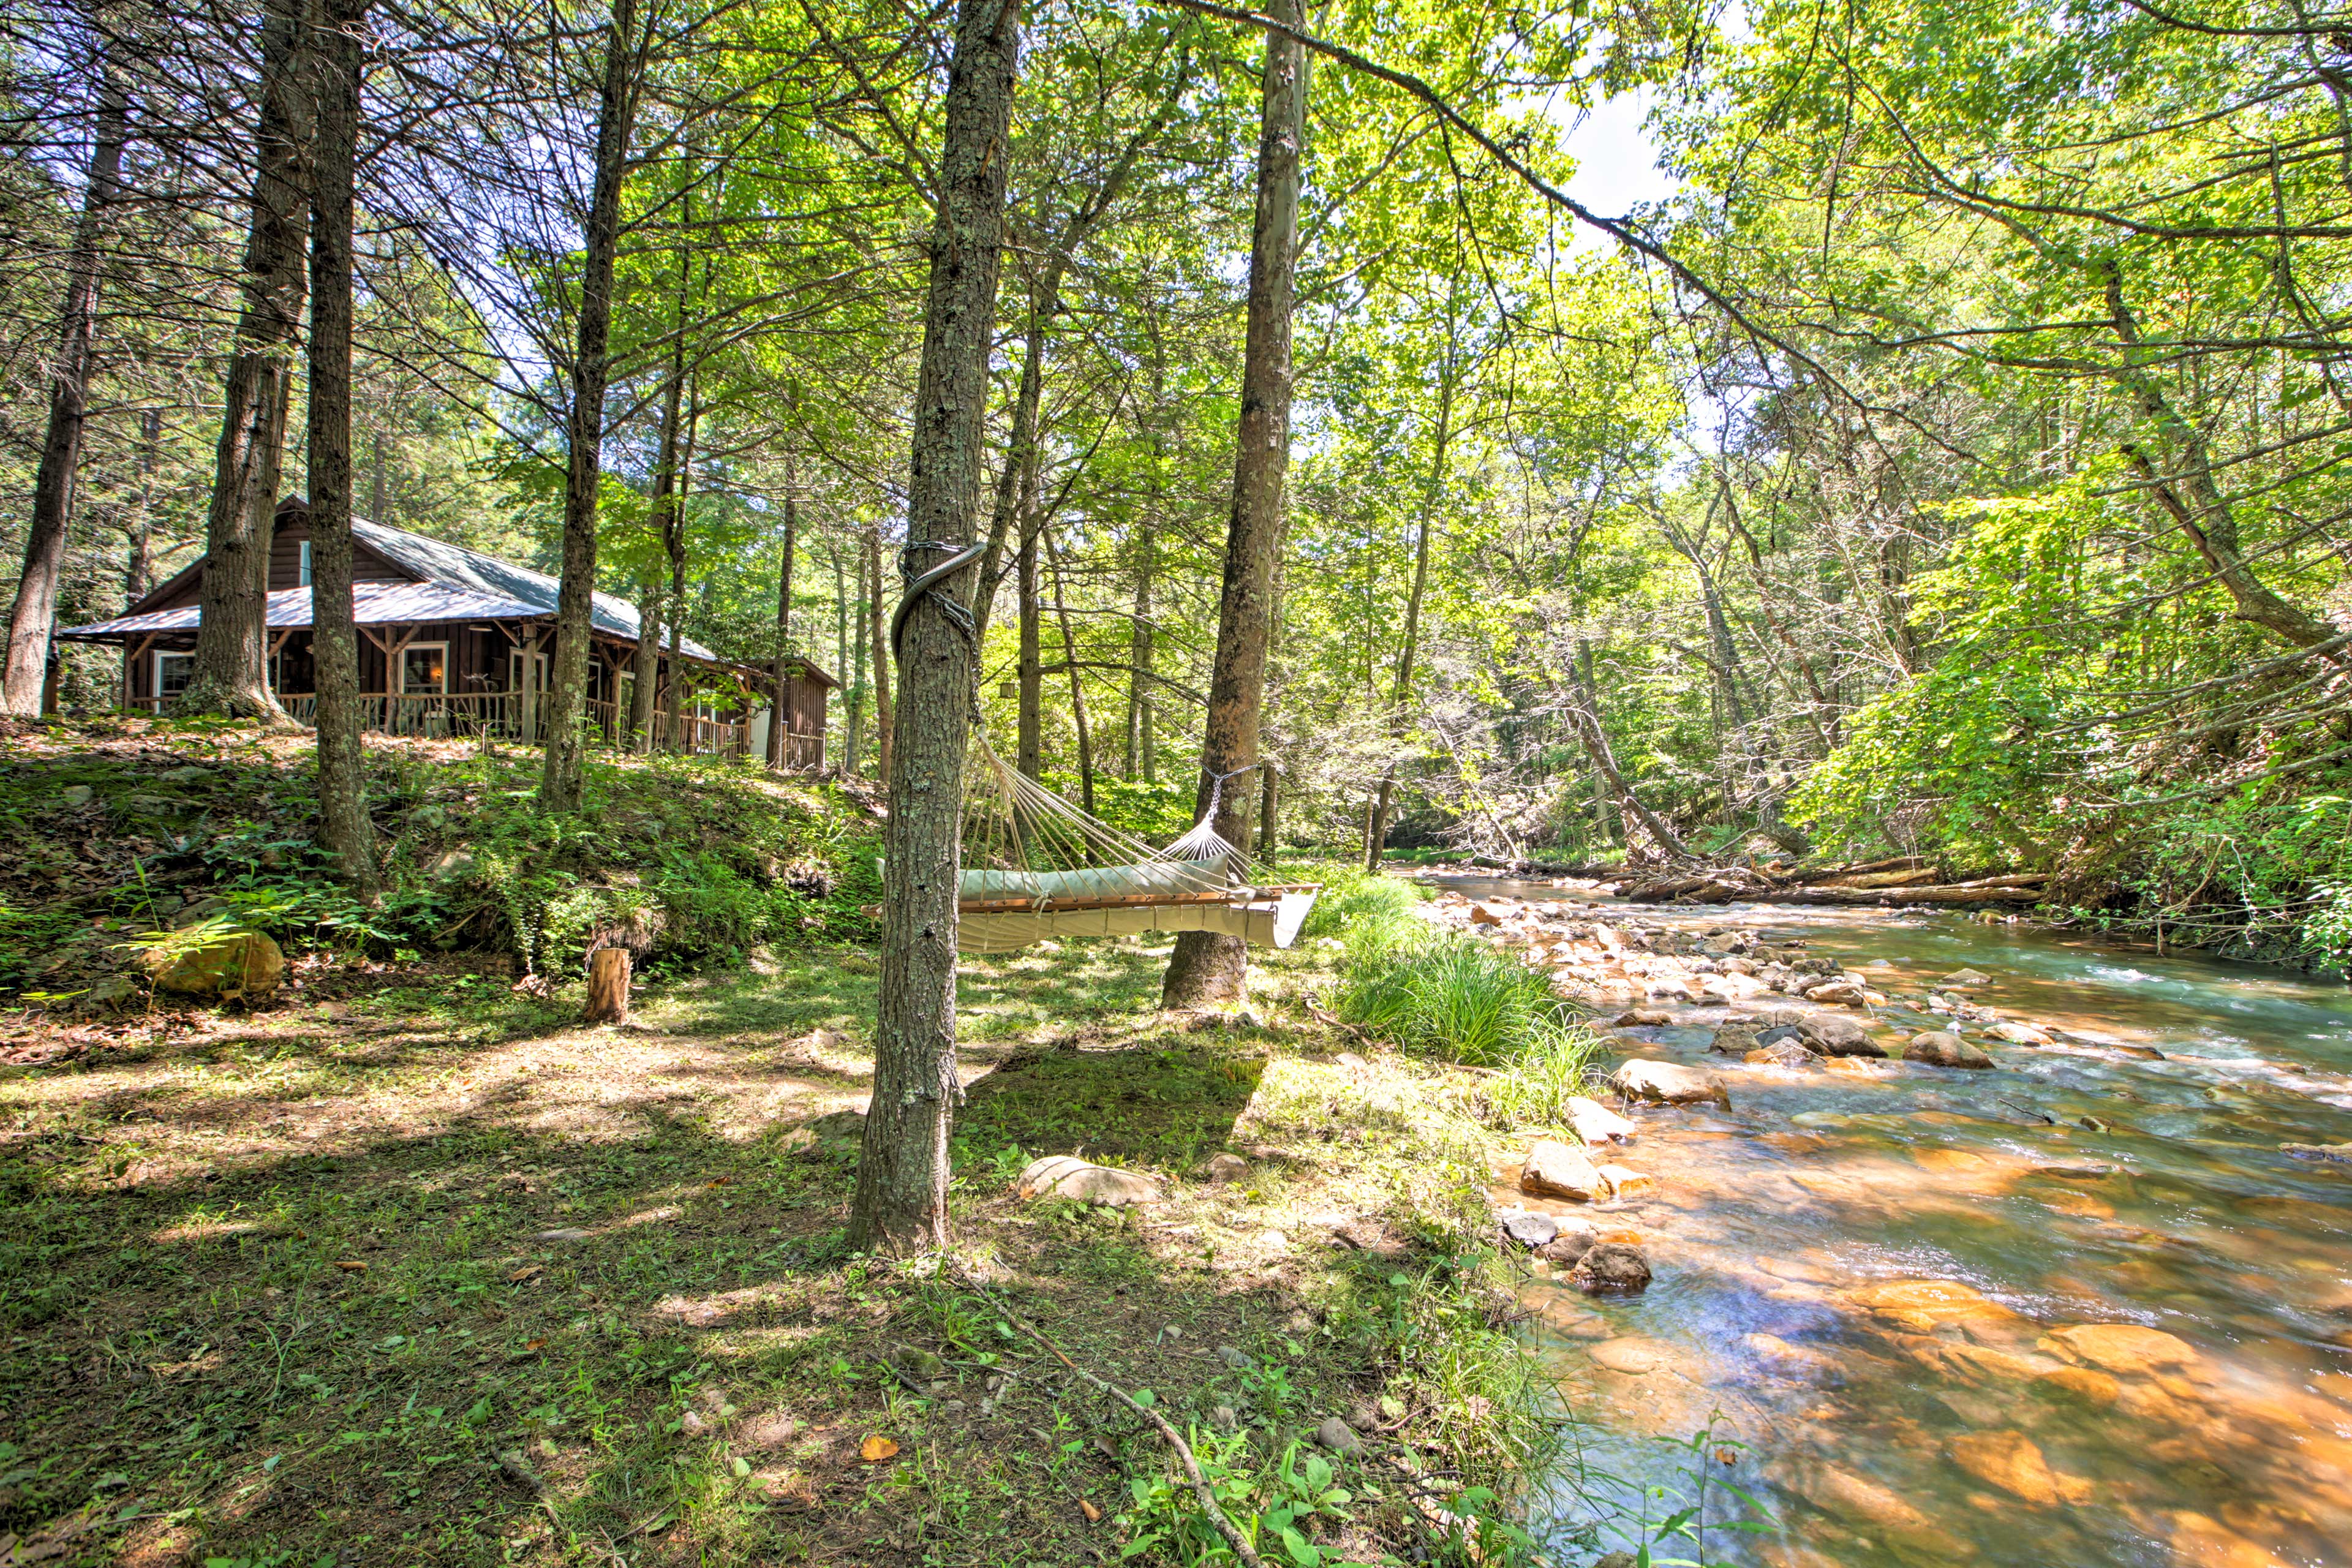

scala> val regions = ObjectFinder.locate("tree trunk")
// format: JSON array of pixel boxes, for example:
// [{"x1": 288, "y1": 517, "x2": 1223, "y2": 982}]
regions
[
  {"x1": 865, "y1": 522, "x2": 894, "y2": 780},
  {"x1": 584, "y1": 947, "x2": 630, "y2": 1022},
  {"x1": 1044, "y1": 521, "x2": 1095, "y2": 818},
  {"x1": 1257, "y1": 525, "x2": 1287, "y2": 858},
  {"x1": 307, "y1": 0, "x2": 375, "y2": 893},
  {"x1": 973, "y1": 293, "x2": 1052, "y2": 650},
  {"x1": 629, "y1": 578, "x2": 661, "y2": 749},
  {"x1": 1015, "y1": 472, "x2": 1042, "y2": 778},
  {"x1": 1364, "y1": 330, "x2": 1455, "y2": 870},
  {"x1": 660, "y1": 390, "x2": 696, "y2": 752},
  {"x1": 767, "y1": 464, "x2": 798, "y2": 768},
  {"x1": 123, "y1": 408, "x2": 162, "y2": 605},
  {"x1": 1568, "y1": 641, "x2": 1691, "y2": 865},
  {"x1": 539, "y1": 0, "x2": 642, "y2": 810},
  {"x1": 844, "y1": 538, "x2": 865, "y2": 774},
  {"x1": 4, "y1": 42, "x2": 130, "y2": 716},
  {"x1": 848, "y1": 0, "x2": 1018, "y2": 1256},
  {"x1": 181, "y1": 0, "x2": 308, "y2": 722},
  {"x1": 1160, "y1": 0, "x2": 1306, "y2": 1009}
]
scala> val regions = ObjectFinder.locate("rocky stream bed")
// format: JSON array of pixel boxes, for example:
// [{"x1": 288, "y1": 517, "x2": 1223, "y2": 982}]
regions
[{"x1": 1417, "y1": 872, "x2": 2352, "y2": 1568}]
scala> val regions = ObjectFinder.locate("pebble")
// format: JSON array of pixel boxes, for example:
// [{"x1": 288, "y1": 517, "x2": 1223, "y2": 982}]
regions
[{"x1": 1314, "y1": 1416, "x2": 1362, "y2": 1455}]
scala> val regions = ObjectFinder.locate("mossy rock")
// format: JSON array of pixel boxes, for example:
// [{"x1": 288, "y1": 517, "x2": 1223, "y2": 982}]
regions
[{"x1": 139, "y1": 929, "x2": 285, "y2": 1000}]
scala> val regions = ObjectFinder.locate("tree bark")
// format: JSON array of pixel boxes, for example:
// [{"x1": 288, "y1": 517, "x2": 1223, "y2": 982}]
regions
[
  {"x1": 1044, "y1": 521, "x2": 1094, "y2": 818},
  {"x1": 767, "y1": 462, "x2": 799, "y2": 768},
  {"x1": 865, "y1": 521, "x2": 894, "y2": 779},
  {"x1": 584, "y1": 947, "x2": 630, "y2": 1022},
  {"x1": 306, "y1": 0, "x2": 375, "y2": 893},
  {"x1": 659, "y1": 390, "x2": 696, "y2": 752},
  {"x1": 848, "y1": 0, "x2": 1019, "y2": 1256},
  {"x1": 1015, "y1": 460, "x2": 1042, "y2": 778},
  {"x1": 845, "y1": 537, "x2": 866, "y2": 773},
  {"x1": 180, "y1": 0, "x2": 310, "y2": 722},
  {"x1": 629, "y1": 577, "x2": 661, "y2": 749},
  {"x1": 973, "y1": 293, "x2": 1051, "y2": 650},
  {"x1": 1160, "y1": 0, "x2": 1305, "y2": 1009},
  {"x1": 539, "y1": 0, "x2": 642, "y2": 810},
  {"x1": 4, "y1": 39, "x2": 131, "y2": 717}
]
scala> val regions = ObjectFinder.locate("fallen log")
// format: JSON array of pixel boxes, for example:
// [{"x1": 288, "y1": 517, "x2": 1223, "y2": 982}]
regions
[{"x1": 1465, "y1": 854, "x2": 1624, "y2": 878}]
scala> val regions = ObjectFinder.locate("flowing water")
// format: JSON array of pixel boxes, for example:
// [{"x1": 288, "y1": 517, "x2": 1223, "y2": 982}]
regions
[{"x1": 1424, "y1": 875, "x2": 2352, "y2": 1568}]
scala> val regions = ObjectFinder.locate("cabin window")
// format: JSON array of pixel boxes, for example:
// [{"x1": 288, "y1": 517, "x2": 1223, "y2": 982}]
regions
[
  {"x1": 400, "y1": 643, "x2": 447, "y2": 695},
  {"x1": 299, "y1": 540, "x2": 311, "y2": 586},
  {"x1": 154, "y1": 651, "x2": 194, "y2": 699}
]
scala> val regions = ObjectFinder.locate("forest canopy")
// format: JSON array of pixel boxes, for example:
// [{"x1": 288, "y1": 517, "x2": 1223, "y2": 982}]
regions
[{"x1": 2, "y1": 0, "x2": 2349, "y2": 965}]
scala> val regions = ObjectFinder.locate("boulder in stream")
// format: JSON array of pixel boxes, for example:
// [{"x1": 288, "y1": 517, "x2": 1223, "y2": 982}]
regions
[
  {"x1": 1519, "y1": 1139, "x2": 1607, "y2": 1200},
  {"x1": 1745, "y1": 1039, "x2": 1816, "y2": 1069},
  {"x1": 1904, "y1": 1031, "x2": 1994, "y2": 1069},
  {"x1": 1566, "y1": 1096, "x2": 1638, "y2": 1144},
  {"x1": 1570, "y1": 1243, "x2": 1652, "y2": 1294},
  {"x1": 1942, "y1": 967, "x2": 1992, "y2": 986},
  {"x1": 1611, "y1": 1007, "x2": 1673, "y2": 1027},
  {"x1": 1988, "y1": 1019, "x2": 2053, "y2": 1046},
  {"x1": 1610, "y1": 1059, "x2": 1731, "y2": 1108},
  {"x1": 2281, "y1": 1142, "x2": 2352, "y2": 1163},
  {"x1": 1795, "y1": 1012, "x2": 1887, "y2": 1058}
]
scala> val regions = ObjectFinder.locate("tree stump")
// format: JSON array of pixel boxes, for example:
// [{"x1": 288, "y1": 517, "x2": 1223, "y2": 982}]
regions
[{"x1": 584, "y1": 947, "x2": 630, "y2": 1024}]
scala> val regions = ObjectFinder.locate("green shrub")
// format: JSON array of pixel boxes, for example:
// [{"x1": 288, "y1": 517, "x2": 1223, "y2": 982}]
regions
[
  {"x1": 1336, "y1": 935, "x2": 1564, "y2": 1066},
  {"x1": 1473, "y1": 1019, "x2": 1609, "y2": 1129}
]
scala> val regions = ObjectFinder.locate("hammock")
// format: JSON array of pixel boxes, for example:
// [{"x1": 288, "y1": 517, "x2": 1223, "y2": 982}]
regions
[
  {"x1": 956, "y1": 739, "x2": 1319, "y2": 956},
  {"x1": 883, "y1": 541, "x2": 1316, "y2": 955}
]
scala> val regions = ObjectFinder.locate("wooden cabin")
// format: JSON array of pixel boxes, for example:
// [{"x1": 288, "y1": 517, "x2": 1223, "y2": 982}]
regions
[{"x1": 57, "y1": 500, "x2": 835, "y2": 766}]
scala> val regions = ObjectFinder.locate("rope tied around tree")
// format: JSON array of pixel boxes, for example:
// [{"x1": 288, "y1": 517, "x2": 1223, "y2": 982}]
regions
[{"x1": 890, "y1": 538, "x2": 986, "y2": 722}]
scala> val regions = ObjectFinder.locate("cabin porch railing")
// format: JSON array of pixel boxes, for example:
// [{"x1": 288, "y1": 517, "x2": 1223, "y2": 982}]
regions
[{"x1": 120, "y1": 691, "x2": 809, "y2": 765}]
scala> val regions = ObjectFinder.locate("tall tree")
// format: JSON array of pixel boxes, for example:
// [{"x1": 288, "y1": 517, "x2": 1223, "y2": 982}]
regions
[
  {"x1": 847, "y1": 0, "x2": 1019, "y2": 1254},
  {"x1": 307, "y1": 0, "x2": 375, "y2": 891},
  {"x1": 766, "y1": 458, "x2": 799, "y2": 768},
  {"x1": 539, "y1": 0, "x2": 645, "y2": 810},
  {"x1": 3, "y1": 30, "x2": 132, "y2": 716},
  {"x1": 1159, "y1": 0, "x2": 1305, "y2": 1008},
  {"x1": 177, "y1": 0, "x2": 309, "y2": 720}
]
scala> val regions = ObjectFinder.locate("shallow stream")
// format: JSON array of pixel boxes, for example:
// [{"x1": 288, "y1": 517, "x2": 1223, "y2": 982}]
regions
[{"x1": 1426, "y1": 875, "x2": 2352, "y2": 1568}]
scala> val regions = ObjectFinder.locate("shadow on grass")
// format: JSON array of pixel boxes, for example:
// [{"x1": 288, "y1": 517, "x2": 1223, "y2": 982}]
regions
[{"x1": 0, "y1": 937, "x2": 1539, "y2": 1568}]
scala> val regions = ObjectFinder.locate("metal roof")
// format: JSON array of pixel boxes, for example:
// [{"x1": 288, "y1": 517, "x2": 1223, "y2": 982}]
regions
[
  {"x1": 57, "y1": 515, "x2": 837, "y2": 688},
  {"x1": 351, "y1": 519, "x2": 724, "y2": 661},
  {"x1": 58, "y1": 580, "x2": 546, "y2": 639}
]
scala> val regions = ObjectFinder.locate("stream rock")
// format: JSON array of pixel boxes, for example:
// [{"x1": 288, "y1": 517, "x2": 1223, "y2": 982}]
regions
[
  {"x1": 1746, "y1": 1039, "x2": 1816, "y2": 1069},
  {"x1": 1904, "y1": 1031, "x2": 1994, "y2": 1069},
  {"x1": 1566, "y1": 1096, "x2": 1638, "y2": 1145},
  {"x1": 1611, "y1": 1060, "x2": 1730, "y2": 1107},
  {"x1": 1571, "y1": 1244, "x2": 1652, "y2": 1293},
  {"x1": 1946, "y1": 1431, "x2": 2093, "y2": 1507},
  {"x1": 2282, "y1": 1142, "x2": 2352, "y2": 1163},
  {"x1": 1498, "y1": 1207, "x2": 1561, "y2": 1248},
  {"x1": 1520, "y1": 1139, "x2": 1607, "y2": 1200},
  {"x1": 1942, "y1": 968, "x2": 1992, "y2": 986},
  {"x1": 1803, "y1": 979, "x2": 1869, "y2": 1006},
  {"x1": 2043, "y1": 1323, "x2": 2198, "y2": 1374},
  {"x1": 1796, "y1": 1012, "x2": 1886, "y2": 1057},
  {"x1": 1988, "y1": 1020, "x2": 2054, "y2": 1046},
  {"x1": 1612, "y1": 1008, "x2": 1673, "y2": 1027}
]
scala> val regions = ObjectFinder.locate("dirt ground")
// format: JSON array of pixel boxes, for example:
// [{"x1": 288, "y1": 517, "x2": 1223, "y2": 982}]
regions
[{"x1": 0, "y1": 934, "x2": 1550, "y2": 1567}]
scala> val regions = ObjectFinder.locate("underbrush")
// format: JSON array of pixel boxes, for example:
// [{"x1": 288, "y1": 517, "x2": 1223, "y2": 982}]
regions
[{"x1": 0, "y1": 718, "x2": 881, "y2": 1001}]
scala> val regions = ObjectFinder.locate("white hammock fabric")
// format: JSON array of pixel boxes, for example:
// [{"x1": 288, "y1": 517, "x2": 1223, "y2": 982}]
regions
[{"x1": 955, "y1": 741, "x2": 1317, "y2": 956}]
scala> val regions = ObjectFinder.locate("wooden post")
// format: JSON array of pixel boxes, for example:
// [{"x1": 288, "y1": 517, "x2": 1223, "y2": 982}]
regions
[{"x1": 584, "y1": 946, "x2": 630, "y2": 1023}]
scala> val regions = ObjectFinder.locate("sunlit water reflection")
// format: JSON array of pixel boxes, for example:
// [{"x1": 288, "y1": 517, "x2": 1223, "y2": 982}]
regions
[{"x1": 1421, "y1": 875, "x2": 2352, "y2": 1568}]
